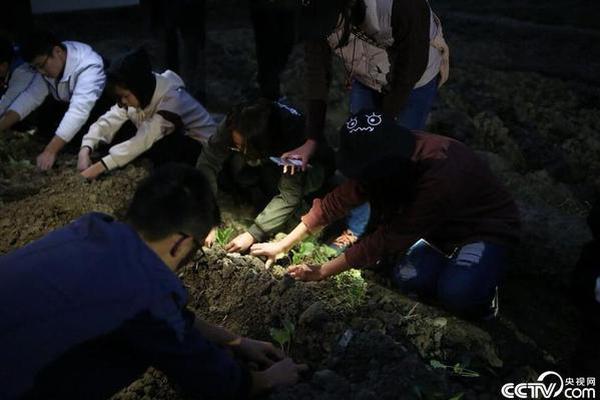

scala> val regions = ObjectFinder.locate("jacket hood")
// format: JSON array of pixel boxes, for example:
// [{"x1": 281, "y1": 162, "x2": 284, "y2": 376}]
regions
[{"x1": 108, "y1": 48, "x2": 156, "y2": 109}]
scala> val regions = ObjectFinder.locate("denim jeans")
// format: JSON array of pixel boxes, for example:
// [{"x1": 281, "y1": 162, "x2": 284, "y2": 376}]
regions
[
  {"x1": 391, "y1": 240, "x2": 508, "y2": 318},
  {"x1": 345, "y1": 77, "x2": 438, "y2": 237}
]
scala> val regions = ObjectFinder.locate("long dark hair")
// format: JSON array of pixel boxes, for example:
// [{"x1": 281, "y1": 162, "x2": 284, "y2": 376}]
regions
[{"x1": 334, "y1": 0, "x2": 366, "y2": 49}]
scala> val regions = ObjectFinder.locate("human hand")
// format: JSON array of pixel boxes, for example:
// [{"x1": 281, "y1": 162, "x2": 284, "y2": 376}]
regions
[
  {"x1": 281, "y1": 139, "x2": 317, "y2": 172},
  {"x1": 77, "y1": 148, "x2": 92, "y2": 172},
  {"x1": 431, "y1": 34, "x2": 450, "y2": 88},
  {"x1": 234, "y1": 337, "x2": 284, "y2": 367},
  {"x1": 250, "y1": 241, "x2": 286, "y2": 268},
  {"x1": 204, "y1": 227, "x2": 217, "y2": 247},
  {"x1": 80, "y1": 162, "x2": 106, "y2": 180},
  {"x1": 255, "y1": 358, "x2": 308, "y2": 391},
  {"x1": 287, "y1": 264, "x2": 324, "y2": 281},
  {"x1": 226, "y1": 232, "x2": 255, "y2": 253},
  {"x1": 36, "y1": 150, "x2": 57, "y2": 171}
]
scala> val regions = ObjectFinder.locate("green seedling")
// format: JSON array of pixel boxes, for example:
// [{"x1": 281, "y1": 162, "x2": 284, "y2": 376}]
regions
[
  {"x1": 269, "y1": 319, "x2": 295, "y2": 354},
  {"x1": 214, "y1": 226, "x2": 235, "y2": 246},
  {"x1": 290, "y1": 236, "x2": 338, "y2": 265},
  {"x1": 333, "y1": 269, "x2": 367, "y2": 309},
  {"x1": 429, "y1": 359, "x2": 480, "y2": 378}
]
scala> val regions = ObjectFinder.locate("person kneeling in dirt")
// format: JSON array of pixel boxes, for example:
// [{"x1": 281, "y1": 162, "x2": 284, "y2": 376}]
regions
[
  {"x1": 0, "y1": 30, "x2": 108, "y2": 171},
  {"x1": 251, "y1": 110, "x2": 520, "y2": 320},
  {"x1": 78, "y1": 47, "x2": 215, "y2": 180},
  {"x1": 0, "y1": 36, "x2": 38, "y2": 118},
  {"x1": 0, "y1": 164, "x2": 307, "y2": 400},
  {"x1": 570, "y1": 199, "x2": 600, "y2": 375},
  {"x1": 197, "y1": 99, "x2": 331, "y2": 253}
]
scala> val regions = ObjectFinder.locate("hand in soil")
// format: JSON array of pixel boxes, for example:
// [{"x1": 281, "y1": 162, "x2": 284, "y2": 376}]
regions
[
  {"x1": 77, "y1": 148, "x2": 92, "y2": 171},
  {"x1": 36, "y1": 150, "x2": 56, "y2": 171},
  {"x1": 235, "y1": 337, "x2": 284, "y2": 367},
  {"x1": 250, "y1": 242, "x2": 285, "y2": 268},
  {"x1": 254, "y1": 358, "x2": 309, "y2": 391},
  {"x1": 81, "y1": 162, "x2": 107, "y2": 180},
  {"x1": 226, "y1": 232, "x2": 255, "y2": 253},
  {"x1": 204, "y1": 227, "x2": 217, "y2": 247},
  {"x1": 287, "y1": 264, "x2": 324, "y2": 281}
]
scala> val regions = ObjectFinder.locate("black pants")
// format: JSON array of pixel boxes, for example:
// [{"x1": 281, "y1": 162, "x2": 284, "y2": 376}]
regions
[
  {"x1": 23, "y1": 90, "x2": 114, "y2": 152},
  {"x1": 249, "y1": 0, "x2": 296, "y2": 100}
]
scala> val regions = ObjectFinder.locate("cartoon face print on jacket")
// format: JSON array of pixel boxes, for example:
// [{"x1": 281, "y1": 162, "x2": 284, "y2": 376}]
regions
[{"x1": 346, "y1": 112, "x2": 383, "y2": 133}]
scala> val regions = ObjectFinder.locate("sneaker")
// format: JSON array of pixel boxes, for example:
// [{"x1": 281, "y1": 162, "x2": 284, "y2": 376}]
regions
[{"x1": 329, "y1": 229, "x2": 359, "y2": 253}]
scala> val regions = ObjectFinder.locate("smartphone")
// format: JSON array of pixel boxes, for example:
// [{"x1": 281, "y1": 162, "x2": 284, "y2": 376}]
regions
[{"x1": 269, "y1": 156, "x2": 305, "y2": 167}]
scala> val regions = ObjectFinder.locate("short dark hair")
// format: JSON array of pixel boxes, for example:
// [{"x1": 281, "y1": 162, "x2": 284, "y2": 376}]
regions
[
  {"x1": 125, "y1": 164, "x2": 221, "y2": 242},
  {"x1": 0, "y1": 36, "x2": 14, "y2": 64},
  {"x1": 20, "y1": 30, "x2": 64, "y2": 63},
  {"x1": 225, "y1": 99, "x2": 282, "y2": 158}
]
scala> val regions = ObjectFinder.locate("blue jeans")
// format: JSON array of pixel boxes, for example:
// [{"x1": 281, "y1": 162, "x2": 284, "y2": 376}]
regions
[
  {"x1": 391, "y1": 240, "x2": 508, "y2": 318},
  {"x1": 346, "y1": 78, "x2": 438, "y2": 236}
]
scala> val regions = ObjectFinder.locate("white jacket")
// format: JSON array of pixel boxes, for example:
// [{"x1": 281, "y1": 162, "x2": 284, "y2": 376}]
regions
[
  {"x1": 81, "y1": 70, "x2": 216, "y2": 171},
  {"x1": 0, "y1": 62, "x2": 39, "y2": 116},
  {"x1": 8, "y1": 41, "x2": 105, "y2": 142}
]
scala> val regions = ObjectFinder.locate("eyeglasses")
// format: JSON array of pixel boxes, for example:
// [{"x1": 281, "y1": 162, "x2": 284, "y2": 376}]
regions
[
  {"x1": 170, "y1": 232, "x2": 205, "y2": 258},
  {"x1": 31, "y1": 54, "x2": 50, "y2": 72}
]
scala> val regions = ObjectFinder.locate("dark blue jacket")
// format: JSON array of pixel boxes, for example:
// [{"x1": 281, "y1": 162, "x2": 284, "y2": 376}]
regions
[{"x1": 0, "y1": 213, "x2": 249, "y2": 399}]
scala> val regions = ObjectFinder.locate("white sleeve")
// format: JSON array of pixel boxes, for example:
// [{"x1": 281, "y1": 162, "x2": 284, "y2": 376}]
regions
[
  {"x1": 101, "y1": 113, "x2": 175, "y2": 170},
  {"x1": 0, "y1": 66, "x2": 39, "y2": 116},
  {"x1": 80, "y1": 104, "x2": 129, "y2": 150},
  {"x1": 55, "y1": 63, "x2": 106, "y2": 143},
  {"x1": 6, "y1": 73, "x2": 48, "y2": 119}
]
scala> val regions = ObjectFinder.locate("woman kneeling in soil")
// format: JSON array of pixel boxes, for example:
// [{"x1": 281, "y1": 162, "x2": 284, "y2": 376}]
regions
[
  {"x1": 197, "y1": 99, "x2": 332, "y2": 253},
  {"x1": 252, "y1": 110, "x2": 520, "y2": 319},
  {"x1": 78, "y1": 47, "x2": 215, "y2": 179}
]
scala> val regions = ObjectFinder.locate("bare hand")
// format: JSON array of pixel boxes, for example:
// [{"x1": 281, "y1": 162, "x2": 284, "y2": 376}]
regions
[
  {"x1": 263, "y1": 358, "x2": 308, "y2": 388},
  {"x1": 281, "y1": 139, "x2": 317, "y2": 172},
  {"x1": 226, "y1": 232, "x2": 255, "y2": 253},
  {"x1": 235, "y1": 337, "x2": 284, "y2": 367},
  {"x1": 431, "y1": 34, "x2": 450, "y2": 88},
  {"x1": 204, "y1": 227, "x2": 217, "y2": 247},
  {"x1": 77, "y1": 148, "x2": 92, "y2": 172},
  {"x1": 36, "y1": 150, "x2": 57, "y2": 171},
  {"x1": 80, "y1": 162, "x2": 106, "y2": 180},
  {"x1": 287, "y1": 264, "x2": 324, "y2": 281},
  {"x1": 250, "y1": 242, "x2": 285, "y2": 268}
]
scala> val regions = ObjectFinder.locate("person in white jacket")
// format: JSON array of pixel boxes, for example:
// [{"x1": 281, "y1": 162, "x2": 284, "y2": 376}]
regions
[
  {"x1": 0, "y1": 31, "x2": 106, "y2": 171},
  {"x1": 79, "y1": 47, "x2": 216, "y2": 180},
  {"x1": 0, "y1": 37, "x2": 38, "y2": 118}
]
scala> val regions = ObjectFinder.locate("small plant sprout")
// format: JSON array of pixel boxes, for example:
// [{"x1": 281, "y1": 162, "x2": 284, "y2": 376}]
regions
[
  {"x1": 333, "y1": 269, "x2": 367, "y2": 309},
  {"x1": 269, "y1": 319, "x2": 295, "y2": 354},
  {"x1": 214, "y1": 226, "x2": 235, "y2": 247},
  {"x1": 429, "y1": 359, "x2": 480, "y2": 378},
  {"x1": 290, "y1": 236, "x2": 338, "y2": 265}
]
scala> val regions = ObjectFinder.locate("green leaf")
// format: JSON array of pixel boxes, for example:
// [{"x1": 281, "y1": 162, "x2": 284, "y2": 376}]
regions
[
  {"x1": 448, "y1": 393, "x2": 464, "y2": 400},
  {"x1": 270, "y1": 327, "x2": 290, "y2": 348},
  {"x1": 429, "y1": 359, "x2": 446, "y2": 369}
]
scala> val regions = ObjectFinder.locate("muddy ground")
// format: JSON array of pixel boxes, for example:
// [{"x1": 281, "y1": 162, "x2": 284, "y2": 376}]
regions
[{"x1": 1, "y1": 1, "x2": 599, "y2": 398}]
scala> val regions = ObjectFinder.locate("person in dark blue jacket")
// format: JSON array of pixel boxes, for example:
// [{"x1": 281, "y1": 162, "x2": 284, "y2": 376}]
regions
[{"x1": 0, "y1": 164, "x2": 306, "y2": 400}]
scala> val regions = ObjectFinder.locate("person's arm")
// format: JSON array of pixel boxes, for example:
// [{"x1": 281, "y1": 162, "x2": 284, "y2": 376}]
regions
[
  {"x1": 248, "y1": 173, "x2": 305, "y2": 243},
  {"x1": 381, "y1": 1, "x2": 430, "y2": 117},
  {"x1": 250, "y1": 180, "x2": 368, "y2": 266},
  {"x1": 99, "y1": 113, "x2": 175, "y2": 171},
  {"x1": 54, "y1": 63, "x2": 105, "y2": 143},
  {"x1": 0, "y1": 64, "x2": 39, "y2": 116},
  {"x1": 195, "y1": 119, "x2": 232, "y2": 195},
  {"x1": 0, "y1": 73, "x2": 48, "y2": 131},
  {"x1": 281, "y1": 40, "x2": 331, "y2": 169},
  {"x1": 288, "y1": 253, "x2": 351, "y2": 281}
]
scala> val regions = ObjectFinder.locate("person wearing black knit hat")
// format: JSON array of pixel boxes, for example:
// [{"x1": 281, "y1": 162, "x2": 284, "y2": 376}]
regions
[
  {"x1": 252, "y1": 110, "x2": 521, "y2": 319},
  {"x1": 78, "y1": 47, "x2": 216, "y2": 180}
]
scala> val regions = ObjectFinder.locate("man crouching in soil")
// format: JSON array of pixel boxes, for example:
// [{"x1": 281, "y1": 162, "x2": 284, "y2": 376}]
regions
[{"x1": 0, "y1": 164, "x2": 306, "y2": 400}]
